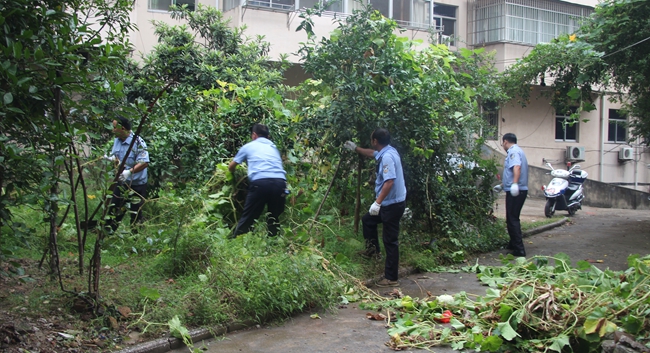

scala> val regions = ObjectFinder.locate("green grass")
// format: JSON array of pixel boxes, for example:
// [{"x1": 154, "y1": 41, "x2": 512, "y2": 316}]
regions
[
  {"x1": 1, "y1": 194, "x2": 511, "y2": 351},
  {"x1": 521, "y1": 217, "x2": 564, "y2": 232}
]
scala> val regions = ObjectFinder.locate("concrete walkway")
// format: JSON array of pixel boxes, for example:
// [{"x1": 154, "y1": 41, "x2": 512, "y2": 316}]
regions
[{"x1": 119, "y1": 196, "x2": 650, "y2": 353}]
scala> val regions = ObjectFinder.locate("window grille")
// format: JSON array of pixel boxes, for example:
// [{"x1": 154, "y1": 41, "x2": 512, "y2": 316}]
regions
[
  {"x1": 481, "y1": 101, "x2": 498, "y2": 140},
  {"x1": 470, "y1": 0, "x2": 591, "y2": 46}
]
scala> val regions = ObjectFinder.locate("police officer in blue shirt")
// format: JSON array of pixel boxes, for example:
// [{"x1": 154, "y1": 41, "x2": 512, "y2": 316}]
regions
[
  {"x1": 105, "y1": 116, "x2": 150, "y2": 232},
  {"x1": 499, "y1": 132, "x2": 528, "y2": 257},
  {"x1": 229, "y1": 123, "x2": 287, "y2": 238},
  {"x1": 345, "y1": 128, "x2": 407, "y2": 287}
]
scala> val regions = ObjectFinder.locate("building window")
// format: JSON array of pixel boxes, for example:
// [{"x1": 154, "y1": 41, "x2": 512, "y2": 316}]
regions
[
  {"x1": 608, "y1": 109, "x2": 627, "y2": 143},
  {"x1": 222, "y1": 0, "x2": 239, "y2": 11},
  {"x1": 481, "y1": 101, "x2": 498, "y2": 140},
  {"x1": 472, "y1": 0, "x2": 591, "y2": 46},
  {"x1": 245, "y1": 0, "x2": 294, "y2": 10},
  {"x1": 150, "y1": 0, "x2": 195, "y2": 11},
  {"x1": 434, "y1": 4, "x2": 457, "y2": 45},
  {"x1": 366, "y1": 0, "x2": 454, "y2": 32},
  {"x1": 300, "y1": 0, "x2": 341, "y2": 12},
  {"x1": 555, "y1": 109, "x2": 578, "y2": 142}
]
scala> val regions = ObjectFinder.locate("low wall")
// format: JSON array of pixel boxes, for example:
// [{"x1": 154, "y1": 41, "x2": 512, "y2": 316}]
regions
[{"x1": 483, "y1": 146, "x2": 650, "y2": 210}]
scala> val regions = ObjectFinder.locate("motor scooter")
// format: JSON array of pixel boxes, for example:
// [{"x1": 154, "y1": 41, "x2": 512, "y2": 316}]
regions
[{"x1": 542, "y1": 162, "x2": 588, "y2": 217}]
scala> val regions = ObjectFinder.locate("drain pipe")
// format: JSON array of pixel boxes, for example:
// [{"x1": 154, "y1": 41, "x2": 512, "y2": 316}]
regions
[
  {"x1": 599, "y1": 93, "x2": 605, "y2": 182},
  {"x1": 634, "y1": 145, "x2": 639, "y2": 190}
]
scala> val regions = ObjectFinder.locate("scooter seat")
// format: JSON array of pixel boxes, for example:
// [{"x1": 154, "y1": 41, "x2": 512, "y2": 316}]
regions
[{"x1": 567, "y1": 183, "x2": 580, "y2": 191}]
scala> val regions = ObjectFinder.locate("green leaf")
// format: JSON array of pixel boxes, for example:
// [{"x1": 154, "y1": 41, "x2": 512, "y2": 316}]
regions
[
  {"x1": 621, "y1": 315, "x2": 642, "y2": 335},
  {"x1": 484, "y1": 287, "x2": 500, "y2": 299},
  {"x1": 372, "y1": 38, "x2": 385, "y2": 47},
  {"x1": 91, "y1": 106, "x2": 104, "y2": 114},
  {"x1": 450, "y1": 318, "x2": 465, "y2": 330},
  {"x1": 334, "y1": 252, "x2": 350, "y2": 264},
  {"x1": 19, "y1": 276, "x2": 36, "y2": 283},
  {"x1": 583, "y1": 317, "x2": 616, "y2": 337},
  {"x1": 168, "y1": 315, "x2": 190, "y2": 340},
  {"x1": 3, "y1": 92, "x2": 13, "y2": 104},
  {"x1": 13, "y1": 42, "x2": 23, "y2": 60},
  {"x1": 17, "y1": 76, "x2": 31, "y2": 86},
  {"x1": 548, "y1": 334, "x2": 570, "y2": 352},
  {"x1": 481, "y1": 335, "x2": 503, "y2": 352},
  {"x1": 576, "y1": 260, "x2": 591, "y2": 271},
  {"x1": 7, "y1": 107, "x2": 24, "y2": 114},
  {"x1": 497, "y1": 322, "x2": 519, "y2": 341},
  {"x1": 567, "y1": 88, "x2": 580, "y2": 100},
  {"x1": 139, "y1": 286, "x2": 161, "y2": 301},
  {"x1": 497, "y1": 304, "x2": 513, "y2": 321},
  {"x1": 459, "y1": 47, "x2": 473, "y2": 58}
]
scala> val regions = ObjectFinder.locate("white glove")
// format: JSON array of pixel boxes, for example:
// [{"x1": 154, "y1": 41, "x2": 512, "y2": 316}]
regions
[
  {"x1": 510, "y1": 183, "x2": 520, "y2": 197},
  {"x1": 369, "y1": 202, "x2": 381, "y2": 216},
  {"x1": 493, "y1": 184, "x2": 502, "y2": 193},
  {"x1": 119, "y1": 169, "x2": 132, "y2": 182},
  {"x1": 343, "y1": 141, "x2": 357, "y2": 151},
  {"x1": 104, "y1": 154, "x2": 117, "y2": 162}
]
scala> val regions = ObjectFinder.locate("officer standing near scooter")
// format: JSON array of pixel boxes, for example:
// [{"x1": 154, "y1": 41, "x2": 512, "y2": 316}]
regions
[{"x1": 494, "y1": 133, "x2": 528, "y2": 257}]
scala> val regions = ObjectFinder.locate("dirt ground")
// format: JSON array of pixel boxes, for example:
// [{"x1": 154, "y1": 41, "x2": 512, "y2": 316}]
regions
[{"x1": 0, "y1": 257, "x2": 134, "y2": 353}]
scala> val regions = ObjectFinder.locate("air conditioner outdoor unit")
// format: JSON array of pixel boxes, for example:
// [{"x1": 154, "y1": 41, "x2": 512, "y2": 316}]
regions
[
  {"x1": 566, "y1": 146, "x2": 585, "y2": 161},
  {"x1": 618, "y1": 147, "x2": 634, "y2": 160}
]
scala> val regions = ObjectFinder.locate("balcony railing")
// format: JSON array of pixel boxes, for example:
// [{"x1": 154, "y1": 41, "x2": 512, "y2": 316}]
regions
[{"x1": 243, "y1": 0, "x2": 295, "y2": 12}]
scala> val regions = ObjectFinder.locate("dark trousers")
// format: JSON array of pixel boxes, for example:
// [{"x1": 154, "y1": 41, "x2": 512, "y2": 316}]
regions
[
  {"x1": 233, "y1": 178, "x2": 287, "y2": 237},
  {"x1": 505, "y1": 190, "x2": 527, "y2": 255},
  {"x1": 362, "y1": 201, "x2": 406, "y2": 281},
  {"x1": 108, "y1": 183, "x2": 147, "y2": 232}
]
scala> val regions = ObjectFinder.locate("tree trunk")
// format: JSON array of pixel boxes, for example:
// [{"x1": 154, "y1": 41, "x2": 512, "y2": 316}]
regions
[
  {"x1": 48, "y1": 85, "x2": 63, "y2": 290},
  {"x1": 354, "y1": 155, "x2": 362, "y2": 234}
]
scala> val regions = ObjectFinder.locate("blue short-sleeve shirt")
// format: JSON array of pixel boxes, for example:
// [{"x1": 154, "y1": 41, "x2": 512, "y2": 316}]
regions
[
  {"x1": 111, "y1": 133, "x2": 150, "y2": 185},
  {"x1": 502, "y1": 144, "x2": 528, "y2": 191},
  {"x1": 234, "y1": 137, "x2": 286, "y2": 181},
  {"x1": 374, "y1": 145, "x2": 407, "y2": 205}
]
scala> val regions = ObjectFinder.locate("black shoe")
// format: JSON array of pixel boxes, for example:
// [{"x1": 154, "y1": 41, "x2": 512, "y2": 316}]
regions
[
  {"x1": 508, "y1": 251, "x2": 526, "y2": 257},
  {"x1": 376, "y1": 278, "x2": 399, "y2": 287},
  {"x1": 359, "y1": 249, "x2": 382, "y2": 260}
]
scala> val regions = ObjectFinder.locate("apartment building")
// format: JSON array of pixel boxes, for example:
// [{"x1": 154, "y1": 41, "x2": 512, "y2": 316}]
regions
[{"x1": 129, "y1": 0, "x2": 650, "y2": 191}]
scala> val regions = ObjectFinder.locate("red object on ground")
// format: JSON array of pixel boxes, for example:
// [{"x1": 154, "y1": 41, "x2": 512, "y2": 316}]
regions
[{"x1": 436, "y1": 310, "x2": 453, "y2": 323}]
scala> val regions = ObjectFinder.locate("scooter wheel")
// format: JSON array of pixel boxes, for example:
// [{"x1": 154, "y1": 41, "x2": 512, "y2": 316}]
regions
[
  {"x1": 544, "y1": 199, "x2": 556, "y2": 218},
  {"x1": 568, "y1": 206, "x2": 576, "y2": 216}
]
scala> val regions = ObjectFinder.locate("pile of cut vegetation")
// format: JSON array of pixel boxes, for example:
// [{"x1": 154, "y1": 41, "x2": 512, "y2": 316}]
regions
[{"x1": 362, "y1": 254, "x2": 650, "y2": 352}]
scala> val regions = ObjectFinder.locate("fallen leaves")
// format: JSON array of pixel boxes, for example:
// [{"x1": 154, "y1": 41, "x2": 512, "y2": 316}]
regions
[{"x1": 366, "y1": 312, "x2": 387, "y2": 321}]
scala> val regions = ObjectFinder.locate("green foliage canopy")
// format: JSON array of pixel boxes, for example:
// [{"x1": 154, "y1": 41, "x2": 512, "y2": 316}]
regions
[
  {"x1": 502, "y1": 0, "x2": 650, "y2": 144},
  {"x1": 296, "y1": 7, "x2": 504, "y2": 238},
  {"x1": 0, "y1": 0, "x2": 134, "y2": 239},
  {"x1": 125, "y1": 5, "x2": 294, "y2": 188}
]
